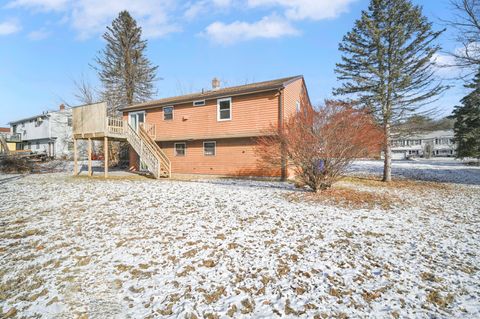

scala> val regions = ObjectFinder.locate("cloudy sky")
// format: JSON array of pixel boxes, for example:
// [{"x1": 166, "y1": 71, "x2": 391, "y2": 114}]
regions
[{"x1": 0, "y1": 0, "x2": 466, "y2": 125}]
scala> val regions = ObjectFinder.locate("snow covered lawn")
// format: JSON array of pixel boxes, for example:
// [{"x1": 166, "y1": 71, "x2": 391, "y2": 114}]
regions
[{"x1": 1, "y1": 160, "x2": 479, "y2": 318}]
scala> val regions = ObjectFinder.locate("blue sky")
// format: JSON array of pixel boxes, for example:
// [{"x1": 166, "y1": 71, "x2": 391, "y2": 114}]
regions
[{"x1": 0, "y1": 0, "x2": 467, "y2": 125}]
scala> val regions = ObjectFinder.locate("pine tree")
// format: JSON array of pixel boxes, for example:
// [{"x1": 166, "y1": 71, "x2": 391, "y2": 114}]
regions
[
  {"x1": 94, "y1": 11, "x2": 158, "y2": 113},
  {"x1": 334, "y1": 0, "x2": 446, "y2": 181},
  {"x1": 452, "y1": 68, "x2": 480, "y2": 159}
]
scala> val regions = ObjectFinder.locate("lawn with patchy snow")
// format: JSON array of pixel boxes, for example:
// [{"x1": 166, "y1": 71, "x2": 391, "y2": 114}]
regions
[{"x1": 0, "y1": 159, "x2": 479, "y2": 318}]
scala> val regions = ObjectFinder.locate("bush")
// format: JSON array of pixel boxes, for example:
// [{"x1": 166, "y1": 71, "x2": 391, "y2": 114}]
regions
[
  {"x1": 256, "y1": 100, "x2": 383, "y2": 192},
  {"x1": 0, "y1": 156, "x2": 34, "y2": 173}
]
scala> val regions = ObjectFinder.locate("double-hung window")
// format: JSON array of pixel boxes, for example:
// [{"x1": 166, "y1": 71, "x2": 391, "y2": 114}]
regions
[
  {"x1": 174, "y1": 143, "x2": 186, "y2": 156},
  {"x1": 164, "y1": 106, "x2": 173, "y2": 120},
  {"x1": 204, "y1": 141, "x2": 216, "y2": 156},
  {"x1": 217, "y1": 98, "x2": 232, "y2": 121}
]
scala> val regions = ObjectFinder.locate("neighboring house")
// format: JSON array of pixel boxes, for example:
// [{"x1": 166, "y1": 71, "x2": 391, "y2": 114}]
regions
[
  {"x1": 9, "y1": 104, "x2": 73, "y2": 158},
  {"x1": 391, "y1": 130, "x2": 456, "y2": 159},
  {"x1": 121, "y1": 75, "x2": 311, "y2": 177}
]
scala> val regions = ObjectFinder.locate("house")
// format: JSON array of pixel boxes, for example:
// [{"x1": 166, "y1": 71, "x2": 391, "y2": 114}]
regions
[
  {"x1": 9, "y1": 104, "x2": 73, "y2": 158},
  {"x1": 391, "y1": 130, "x2": 456, "y2": 159},
  {"x1": 70, "y1": 76, "x2": 311, "y2": 179},
  {"x1": 0, "y1": 127, "x2": 22, "y2": 152},
  {"x1": 119, "y1": 75, "x2": 311, "y2": 178}
]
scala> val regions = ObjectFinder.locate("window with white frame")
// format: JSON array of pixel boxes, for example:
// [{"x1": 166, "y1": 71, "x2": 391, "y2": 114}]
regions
[
  {"x1": 163, "y1": 106, "x2": 173, "y2": 120},
  {"x1": 204, "y1": 141, "x2": 216, "y2": 156},
  {"x1": 296, "y1": 100, "x2": 301, "y2": 113},
  {"x1": 217, "y1": 98, "x2": 232, "y2": 121},
  {"x1": 174, "y1": 142, "x2": 186, "y2": 156}
]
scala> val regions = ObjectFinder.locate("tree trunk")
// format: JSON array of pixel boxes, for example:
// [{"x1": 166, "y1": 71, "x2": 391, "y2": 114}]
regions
[{"x1": 383, "y1": 122, "x2": 392, "y2": 182}]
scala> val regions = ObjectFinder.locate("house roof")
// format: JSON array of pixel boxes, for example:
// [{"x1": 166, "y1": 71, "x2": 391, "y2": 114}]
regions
[
  {"x1": 9, "y1": 113, "x2": 49, "y2": 125},
  {"x1": 0, "y1": 127, "x2": 10, "y2": 132},
  {"x1": 393, "y1": 129, "x2": 454, "y2": 140},
  {"x1": 121, "y1": 75, "x2": 304, "y2": 111}
]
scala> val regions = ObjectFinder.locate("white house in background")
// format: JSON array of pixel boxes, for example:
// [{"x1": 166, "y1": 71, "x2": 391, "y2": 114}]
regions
[
  {"x1": 391, "y1": 129, "x2": 456, "y2": 160},
  {"x1": 9, "y1": 104, "x2": 73, "y2": 158}
]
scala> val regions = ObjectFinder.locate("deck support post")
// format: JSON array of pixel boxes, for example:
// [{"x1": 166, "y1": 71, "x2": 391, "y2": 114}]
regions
[
  {"x1": 73, "y1": 138, "x2": 78, "y2": 176},
  {"x1": 104, "y1": 136, "x2": 108, "y2": 178},
  {"x1": 88, "y1": 138, "x2": 92, "y2": 176}
]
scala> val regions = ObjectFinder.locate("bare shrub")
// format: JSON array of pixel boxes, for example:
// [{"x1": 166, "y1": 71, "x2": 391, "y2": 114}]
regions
[
  {"x1": 256, "y1": 100, "x2": 383, "y2": 192},
  {"x1": 0, "y1": 156, "x2": 34, "y2": 173}
]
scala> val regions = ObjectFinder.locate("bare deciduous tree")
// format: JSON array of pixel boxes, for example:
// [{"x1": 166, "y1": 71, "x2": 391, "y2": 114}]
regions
[
  {"x1": 448, "y1": 0, "x2": 480, "y2": 72},
  {"x1": 255, "y1": 100, "x2": 383, "y2": 192}
]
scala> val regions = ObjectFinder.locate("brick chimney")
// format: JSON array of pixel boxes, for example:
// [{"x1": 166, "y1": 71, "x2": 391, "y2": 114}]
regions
[
  {"x1": 212, "y1": 77, "x2": 221, "y2": 90},
  {"x1": 59, "y1": 104, "x2": 65, "y2": 111}
]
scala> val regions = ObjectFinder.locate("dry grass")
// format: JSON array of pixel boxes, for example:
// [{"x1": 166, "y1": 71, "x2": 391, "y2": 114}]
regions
[
  {"x1": 286, "y1": 187, "x2": 398, "y2": 209},
  {"x1": 342, "y1": 176, "x2": 452, "y2": 192},
  {"x1": 286, "y1": 175, "x2": 453, "y2": 209}
]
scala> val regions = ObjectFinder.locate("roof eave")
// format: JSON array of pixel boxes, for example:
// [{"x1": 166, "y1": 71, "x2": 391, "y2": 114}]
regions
[{"x1": 120, "y1": 86, "x2": 285, "y2": 112}]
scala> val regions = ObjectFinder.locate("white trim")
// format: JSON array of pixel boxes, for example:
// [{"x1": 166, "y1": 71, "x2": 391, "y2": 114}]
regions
[
  {"x1": 163, "y1": 106, "x2": 174, "y2": 120},
  {"x1": 174, "y1": 142, "x2": 186, "y2": 156},
  {"x1": 203, "y1": 141, "x2": 216, "y2": 156},
  {"x1": 128, "y1": 111, "x2": 146, "y2": 125},
  {"x1": 217, "y1": 97, "x2": 232, "y2": 121},
  {"x1": 193, "y1": 100, "x2": 206, "y2": 106}
]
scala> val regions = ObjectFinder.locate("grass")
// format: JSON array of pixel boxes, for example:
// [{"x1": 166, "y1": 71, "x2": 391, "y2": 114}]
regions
[
  {"x1": 342, "y1": 176, "x2": 452, "y2": 191},
  {"x1": 286, "y1": 175, "x2": 451, "y2": 209},
  {"x1": 286, "y1": 187, "x2": 398, "y2": 209}
]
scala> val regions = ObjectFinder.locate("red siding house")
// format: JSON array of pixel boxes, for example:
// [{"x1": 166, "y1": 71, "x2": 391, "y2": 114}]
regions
[{"x1": 121, "y1": 75, "x2": 312, "y2": 178}]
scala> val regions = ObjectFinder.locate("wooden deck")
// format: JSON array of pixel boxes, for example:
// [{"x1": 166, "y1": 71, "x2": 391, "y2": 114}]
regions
[{"x1": 72, "y1": 102, "x2": 169, "y2": 179}]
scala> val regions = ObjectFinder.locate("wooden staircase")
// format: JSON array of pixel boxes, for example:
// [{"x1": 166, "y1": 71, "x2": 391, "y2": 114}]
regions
[
  {"x1": 124, "y1": 122, "x2": 171, "y2": 178},
  {"x1": 0, "y1": 135, "x2": 10, "y2": 155}
]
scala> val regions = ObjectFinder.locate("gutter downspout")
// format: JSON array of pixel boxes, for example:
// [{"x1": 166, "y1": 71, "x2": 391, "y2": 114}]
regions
[{"x1": 278, "y1": 89, "x2": 287, "y2": 181}]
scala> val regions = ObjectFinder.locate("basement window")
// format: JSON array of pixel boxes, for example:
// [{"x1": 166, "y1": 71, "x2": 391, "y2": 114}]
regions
[
  {"x1": 204, "y1": 141, "x2": 216, "y2": 156},
  {"x1": 193, "y1": 100, "x2": 205, "y2": 106},
  {"x1": 163, "y1": 106, "x2": 173, "y2": 120},
  {"x1": 217, "y1": 97, "x2": 232, "y2": 121},
  {"x1": 174, "y1": 142, "x2": 186, "y2": 156}
]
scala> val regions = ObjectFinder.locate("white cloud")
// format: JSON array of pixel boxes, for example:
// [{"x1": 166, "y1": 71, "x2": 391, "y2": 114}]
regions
[
  {"x1": 212, "y1": 0, "x2": 232, "y2": 7},
  {"x1": 0, "y1": 20, "x2": 21, "y2": 35},
  {"x1": 204, "y1": 15, "x2": 299, "y2": 44},
  {"x1": 27, "y1": 28, "x2": 50, "y2": 40},
  {"x1": 247, "y1": 0, "x2": 356, "y2": 20},
  {"x1": 6, "y1": 0, "x2": 180, "y2": 39},
  {"x1": 431, "y1": 53, "x2": 460, "y2": 77},
  {"x1": 70, "y1": 0, "x2": 179, "y2": 39},
  {"x1": 6, "y1": 0, "x2": 69, "y2": 11},
  {"x1": 184, "y1": 1, "x2": 207, "y2": 20}
]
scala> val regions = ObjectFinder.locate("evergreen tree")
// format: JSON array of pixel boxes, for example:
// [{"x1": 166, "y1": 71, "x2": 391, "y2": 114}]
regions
[
  {"x1": 452, "y1": 68, "x2": 480, "y2": 159},
  {"x1": 94, "y1": 11, "x2": 158, "y2": 113},
  {"x1": 334, "y1": 0, "x2": 446, "y2": 181}
]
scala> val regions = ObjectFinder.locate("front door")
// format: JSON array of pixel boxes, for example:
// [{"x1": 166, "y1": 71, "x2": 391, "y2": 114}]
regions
[{"x1": 129, "y1": 111, "x2": 147, "y2": 170}]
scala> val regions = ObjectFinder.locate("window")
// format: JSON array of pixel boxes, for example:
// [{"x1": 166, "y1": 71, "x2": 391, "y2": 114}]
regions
[
  {"x1": 36, "y1": 141, "x2": 40, "y2": 149},
  {"x1": 204, "y1": 141, "x2": 216, "y2": 156},
  {"x1": 67, "y1": 118, "x2": 72, "y2": 126},
  {"x1": 163, "y1": 106, "x2": 174, "y2": 120},
  {"x1": 296, "y1": 101, "x2": 301, "y2": 113},
  {"x1": 217, "y1": 98, "x2": 232, "y2": 121},
  {"x1": 193, "y1": 100, "x2": 205, "y2": 106},
  {"x1": 174, "y1": 143, "x2": 186, "y2": 156}
]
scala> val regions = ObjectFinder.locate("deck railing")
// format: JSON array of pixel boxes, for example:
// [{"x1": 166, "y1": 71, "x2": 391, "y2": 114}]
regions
[
  {"x1": 141, "y1": 122, "x2": 156, "y2": 139},
  {"x1": 105, "y1": 118, "x2": 169, "y2": 178},
  {"x1": 106, "y1": 117, "x2": 125, "y2": 136}
]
